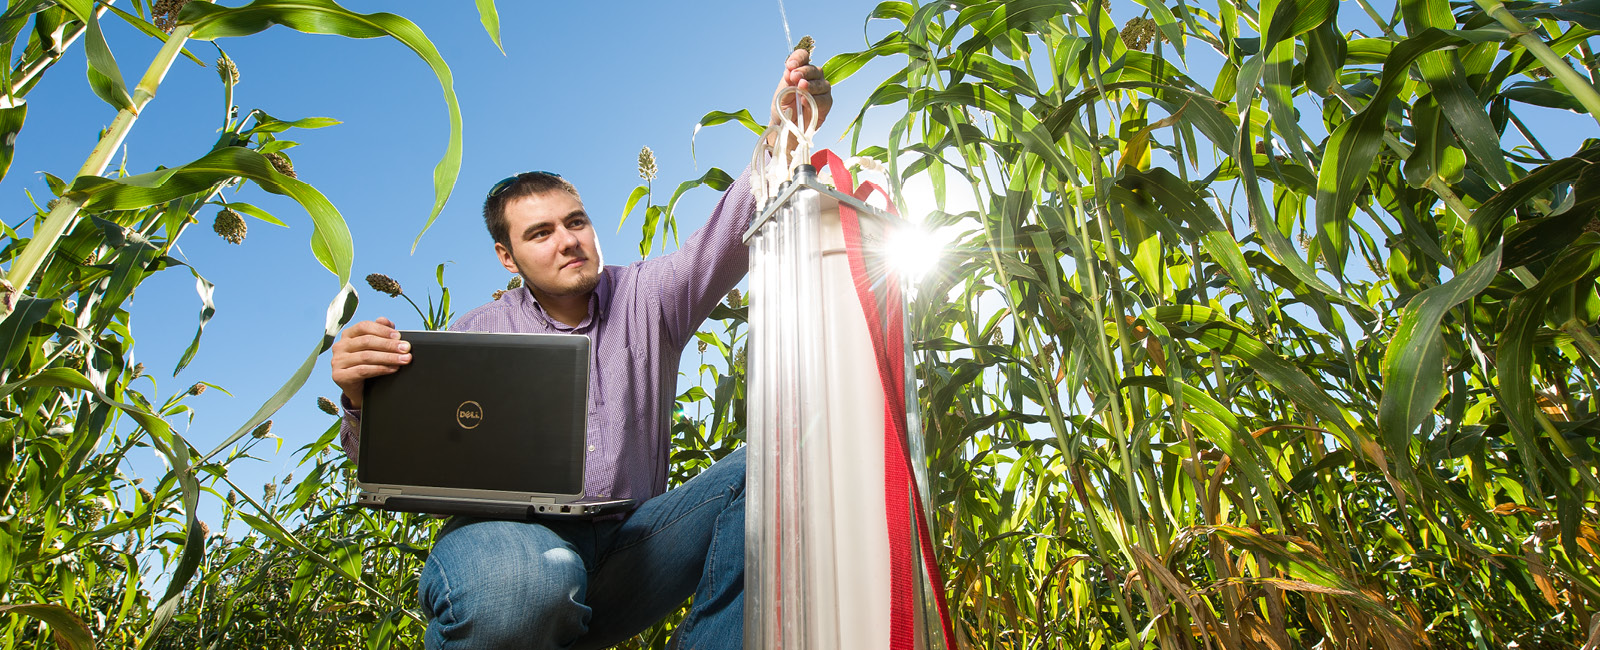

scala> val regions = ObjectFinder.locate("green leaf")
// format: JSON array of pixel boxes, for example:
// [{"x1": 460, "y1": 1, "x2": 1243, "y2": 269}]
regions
[
  {"x1": 693, "y1": 109, "x2": 762, "y2": 134},
  {"x1": 691, "y1": 109, "x2": 762, "y2": 164},
  {"x1": 1117, "y1": 168, "x2": 1271, "y2": 322},
  {"x1": 618, "y1": 185, "x2": 649, "y2": 227},
  {"x1": 1377, "y1": 246, "x2": 1501, "y2": 455},
  {"x1": 0, "y1": 296, "x2": 55, "y2": 376},
  {"x1": 198, "y1": 284, "x2": 358, "y2": 465},
  {"x1": 1509, "y1": 0, "x2": 1600, "y2": 31},
  {"x1": 220, "y1": 200, "x2": 289, "y2": 227},
  {"x1": 1502, "y1": 79, "x2": 1588, "y2": 112},
  {"x1": 0, "y1": 603, "x2": 95, "y2": 650},
  {"x1": 0, "y1": 102, "x2": 26, "y2": 184},
  {"x1": 474, "y1": 0, "x2": 502, "y2": 53},
  {"x1": 57, "y1": 0, "x2": 132, "y2": 111},
  {"x1": 99, "y1": 1, "x2": 206, "y2": 66},
  {"x1": 1315, "y1": 28, "x2": 1469, "y2": 276},
  {"x1": 182, "y1": 0, "x2": 462, "y2": 254},
  {"x1": 822, "y1": 31, "x2": 912, "y2": 86},
  {"x1": 247, "y1": 114, "x2": 343, "y2": 134},
  {"x1": 1463, "y1": 146, "x2": 1600, "y2": 265},
  {"x1": 1498, "y1": 236, "x2": 1600, "y2": 485},
  {"x1": 68, "y1": 146, "x2": 353, "y2": 284},
  {"x1": 170, "y1": 263, "x2": 217, "y2": 376},
  {"x1": 638, "y1": 205, "x2": 662, "y2": 258},
  {"x1": 1169, "y1": 319, "x2": 1358, "y2": 445}
]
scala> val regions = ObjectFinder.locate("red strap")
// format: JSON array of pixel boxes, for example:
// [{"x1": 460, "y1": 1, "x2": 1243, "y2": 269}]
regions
[{"x1": 811, "y1": 150, "x2": 957, "y2": 650}]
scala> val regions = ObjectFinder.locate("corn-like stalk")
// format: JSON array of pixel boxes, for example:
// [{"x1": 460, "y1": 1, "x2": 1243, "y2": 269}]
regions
[
  {"x1": 1476, "y1": 0, "x2": 1600, "y2": 124},
  {"x1": 3, "y1": 3, "x2": 204, "y2": 309}
]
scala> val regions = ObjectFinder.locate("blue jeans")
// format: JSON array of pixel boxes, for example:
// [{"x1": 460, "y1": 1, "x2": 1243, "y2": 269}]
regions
[{"x1": 419, "y1": 447, "x2": 745, "y2": 649}]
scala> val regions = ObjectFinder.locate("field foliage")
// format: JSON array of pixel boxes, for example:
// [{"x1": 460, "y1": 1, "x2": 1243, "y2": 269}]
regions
[{"x1": 0, "y1": 0, "x2": 1598, "y2": 648}]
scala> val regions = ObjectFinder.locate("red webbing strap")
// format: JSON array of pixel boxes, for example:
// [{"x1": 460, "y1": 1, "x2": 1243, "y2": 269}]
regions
[{"x1": 811, "y1": 150, "x2": 957, "y2": 650}]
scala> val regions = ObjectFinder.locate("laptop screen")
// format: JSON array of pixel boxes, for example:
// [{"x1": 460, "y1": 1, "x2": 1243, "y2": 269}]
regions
[{"x1": 358, "y1": 331, "x2": 588, "y2": 496}]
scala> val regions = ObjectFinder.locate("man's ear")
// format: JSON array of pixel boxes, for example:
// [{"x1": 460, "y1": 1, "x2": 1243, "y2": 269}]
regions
[{"x1": 494, "y1": 242, "x2": 520, "y2": 275}]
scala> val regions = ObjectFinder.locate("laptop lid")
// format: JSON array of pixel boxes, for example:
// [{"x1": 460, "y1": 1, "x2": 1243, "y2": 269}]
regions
[{"x1": 357, "y1": 331, "x2": 588, "y2": 501}]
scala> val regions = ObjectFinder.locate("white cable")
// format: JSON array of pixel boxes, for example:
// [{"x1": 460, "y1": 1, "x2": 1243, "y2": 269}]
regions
[
  {"x1": 753, "y1": 85, "x2": 821, "y2": 207},
  {"x1": 776, "y1": 0, "x2": 793, "y2": 51}
]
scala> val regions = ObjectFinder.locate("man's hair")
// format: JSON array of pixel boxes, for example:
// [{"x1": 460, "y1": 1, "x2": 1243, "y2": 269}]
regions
[{"x1": 482, "y1": 172, "x2": 583, "y2": 247}]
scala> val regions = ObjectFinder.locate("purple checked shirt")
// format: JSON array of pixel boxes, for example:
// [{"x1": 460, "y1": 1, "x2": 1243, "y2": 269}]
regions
[{"x1": 340, "y1": 168, "x2": 755, "y2": 503}]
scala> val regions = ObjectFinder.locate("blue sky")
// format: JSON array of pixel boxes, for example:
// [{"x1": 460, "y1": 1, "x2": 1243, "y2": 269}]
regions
[{"x1": 1, "y1": 1, "x2": 909, "y2": 521}]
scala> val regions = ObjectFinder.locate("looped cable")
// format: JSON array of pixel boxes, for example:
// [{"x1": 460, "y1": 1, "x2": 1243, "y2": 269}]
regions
[{"x1": 752, "y1": 84, "x2": 821, "y2": 206}]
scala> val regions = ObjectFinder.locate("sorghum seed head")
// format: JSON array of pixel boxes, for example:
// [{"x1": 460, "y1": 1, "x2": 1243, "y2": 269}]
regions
[
  {"x1": 1121, "y1": 18, "x2": 1159, "y2": 51},
  {"x1": 638, "y1": 146, "x2": 658, "y2": 182},
  {"x1": 492, "y1": 289, "x2": 506, "y2": 301},
  {"x1": 213, "y1": 208, "x2": 247, "y2": 245},
  {"x1": 317, "y1": 396, "x2": 338, "y2": 415},
  {"x1": 1530, "y1": 66, "x2": 1553, "y2": 79},
  {"x1": 366, "y1": 273, "x2": 403, "y2": 297},
  {"x1": 263, "y1": 482, "x2": 277, "y2": 501},
  {"x1": 197, "y1": 520, "x2": 211, "y2": 539},
  {"x1": 507, "y1": 276, "x2": 523, "y2": 290},
  {"x1": 132, "y1": 362, "x2": 145, "y2": 378},
  {"x1": 991, "y1": 328, "x2": 1004, "y2": 345},
  {"x1": 251, "y1": 420, "x2": 273, "y2": 439},
  {"x1": 226, "y1": 491, "x2": 238, "y2": 506},
  {"x1": 216, "y1": 55, "x2": 239, "y2": 85},
  {"x1": 153, "y1": 0, "x2": 189, "y2": 33},
  {"x1": 264, "y1": 152, "x2": 297, "y2": 179},
  {"x1": 45, "y1": 198, "x2": 60, "y2": 211},
  {"x1": 1585, "y1": 217, "x2": 1599, "y2": 234},
  {"x1": 727, "y1": 288, "x2": 741, "y2": 305},
  {"x1": 188, "y1": 382, "x2": 206, "y2": 396},
  {"x1": 697, "y1": 340, "x2": 708, "y2": 354},
  {"x1": 282, "y1": 473, "x2": 293, "y2": 486},
  {"x1": 138, "y1": 488, "x2": 154, "y2": 503},
  {"x1": 797, "y1": 35, "x2": 815, "y2": 52}
]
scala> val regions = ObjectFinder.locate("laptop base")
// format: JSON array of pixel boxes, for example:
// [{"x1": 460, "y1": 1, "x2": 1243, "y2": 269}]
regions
[{"x1": 359, "y1": 493, "x2": 635, "y2": 520}]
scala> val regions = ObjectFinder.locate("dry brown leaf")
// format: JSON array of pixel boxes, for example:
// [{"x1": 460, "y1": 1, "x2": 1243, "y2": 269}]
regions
[
  {"x1": 1525, "y1": 547, "x2": 1560, "y2": 608},
  {"x1": 1490, "y1": 502, "x2": 1543, "y2": 516}
]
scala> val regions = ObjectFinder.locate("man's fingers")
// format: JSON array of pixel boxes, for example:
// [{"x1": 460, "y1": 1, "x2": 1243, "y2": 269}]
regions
[
  {"x1": 334, "y1": 349, "x2": 412, "y2": 371},
  {"x1": 340, "y1": 318, "x2": 401, "y2": 341},
  {"x1": 334, "y1": 333, "x2": 410, "y2": 356},
  {"x1": 799, "y1": 77, "x2": 831, "y2": 96},
  {"x1": 786, "y1": 47, "x2": 810, "y2": 72}
]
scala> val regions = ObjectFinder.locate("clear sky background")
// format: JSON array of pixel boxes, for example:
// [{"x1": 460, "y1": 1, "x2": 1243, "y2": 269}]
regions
[{"x1": 3, "y1": 1, "x2": 906, "y2": 506}]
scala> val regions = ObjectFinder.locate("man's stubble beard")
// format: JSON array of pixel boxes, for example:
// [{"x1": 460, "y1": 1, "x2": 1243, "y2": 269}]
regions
[{"x1": 515, "y1": 262, "x2": 602, "y2": 300}]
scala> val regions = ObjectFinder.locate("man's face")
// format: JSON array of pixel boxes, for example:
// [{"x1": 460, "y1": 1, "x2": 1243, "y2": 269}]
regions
[{"x1": 495, "y1": 190, "x2": 602, "y2": 301}]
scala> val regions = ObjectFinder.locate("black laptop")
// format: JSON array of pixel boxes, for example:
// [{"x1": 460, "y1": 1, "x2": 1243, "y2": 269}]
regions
[{"x1": 355, "y1": 330, "x2": 634, "y2": 519}]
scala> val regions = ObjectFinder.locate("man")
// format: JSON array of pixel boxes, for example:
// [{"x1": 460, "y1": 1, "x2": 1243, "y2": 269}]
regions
[{"x1": 330, "y1": 48, "x2": 831, "y2": 649}]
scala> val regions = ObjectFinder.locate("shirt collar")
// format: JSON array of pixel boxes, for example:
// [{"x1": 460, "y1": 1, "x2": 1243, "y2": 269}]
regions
[{"x1": 519, "y1": 268, "x2": 611, "y2": 331}]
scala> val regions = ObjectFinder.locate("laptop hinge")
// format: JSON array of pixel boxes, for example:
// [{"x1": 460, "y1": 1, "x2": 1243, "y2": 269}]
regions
[
  {"x1": 529, "y1": 496, "x2": 555, "y2": 504},
  {"x1": 379, "y1": 488, "x2": 402, "y2": 495}
]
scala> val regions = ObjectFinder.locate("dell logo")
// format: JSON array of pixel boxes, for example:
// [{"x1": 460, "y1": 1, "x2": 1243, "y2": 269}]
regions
[{"x1": 456, "y1": 401, "x2": 483, "y2": 429}]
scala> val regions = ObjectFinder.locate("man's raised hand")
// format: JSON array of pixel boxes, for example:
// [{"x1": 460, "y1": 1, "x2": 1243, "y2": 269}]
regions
[
  {"x1": 330, "y1": 316, "x2": 411, "y2": 409},
  {"x1": 768, "y1": 46, "x2": 832, "y2": 152}
]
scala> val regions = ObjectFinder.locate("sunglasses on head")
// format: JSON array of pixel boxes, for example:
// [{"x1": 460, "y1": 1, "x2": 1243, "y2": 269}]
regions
[{"x1": 487, "y1": 171, "x2": 562, "y2": 199}]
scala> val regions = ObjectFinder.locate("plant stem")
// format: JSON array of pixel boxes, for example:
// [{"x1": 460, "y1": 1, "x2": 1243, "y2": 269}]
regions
[
  {"x1": 1353, "y1": 0, "x2": 1396, "y2": 38},
  {"x1": 3, "y1": 8, "x2": 201, "y2": 304},
  {"x1": 1505, "y1": 108, "x2": 1553, "y2": 161},
  {"x1": 1565, "y1": 322, "x2": 1600, "y2": 373},
  {"x1": 1476, "y1": 0, "x2": 1600, "y2": 127}
]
